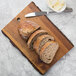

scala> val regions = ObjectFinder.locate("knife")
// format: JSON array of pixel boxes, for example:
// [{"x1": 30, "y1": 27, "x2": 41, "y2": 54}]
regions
[{"x1": 25, "y1": 7, "x2": 73, "y2": 18}]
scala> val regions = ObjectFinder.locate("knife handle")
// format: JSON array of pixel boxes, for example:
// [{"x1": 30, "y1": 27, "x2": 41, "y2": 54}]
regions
[
  {"x1": 48, "y1": 7, "x2": 73, "y2": 13},
  {"x1": 64, "y1": 7, "x2": 73, "y2": 12}
]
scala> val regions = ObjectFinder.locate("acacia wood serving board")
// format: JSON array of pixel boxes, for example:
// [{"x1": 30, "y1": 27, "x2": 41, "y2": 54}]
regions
[{"x1": 2, "y1": 2, "x2": 74, "y2": 74}]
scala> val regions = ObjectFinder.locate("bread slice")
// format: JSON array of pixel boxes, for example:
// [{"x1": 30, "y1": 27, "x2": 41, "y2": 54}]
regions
[
  {"x1": 40, "y1": 41, "x2": 59, "y2": 64},
  {"x1": 27, "y1": 30, "x2": 48, "y2": 50},
  {"x1": 18, "y1": 21, "x2": 40, "y2": 41},
  {"x1": 33, "y1": 35, "x2": 54, "y2": 55}
]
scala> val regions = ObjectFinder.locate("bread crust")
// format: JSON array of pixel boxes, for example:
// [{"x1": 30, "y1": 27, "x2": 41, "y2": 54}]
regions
[
  {"x1": 40, "y1": 41, "x2": 59, "y2": 64},
  {"x1": 33, "y1": 35, "x2": 54, "y2": 55},
  {"x1": 18, "y1": 21, "x2": 40, "y2": 40},
  {"x1": 27, "y1": 30, "x2": 48, "y2": 50},
  {"x1": 40, "y1": 41, "x2": 54, "y2": 54}
]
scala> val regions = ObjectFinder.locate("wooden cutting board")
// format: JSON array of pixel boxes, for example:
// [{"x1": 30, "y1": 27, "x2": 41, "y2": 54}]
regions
[{"x1": 2, "y1": 2, "x2": 74, "y2": 74}]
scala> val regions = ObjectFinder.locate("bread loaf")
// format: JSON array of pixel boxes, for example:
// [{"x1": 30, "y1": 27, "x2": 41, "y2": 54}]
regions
[
  {"x1": 18, "y1": 21, "x2": 59, "y2": 64},
  {"x1": 40, "y1": 41, "x2": 59, "y2": 64},
  {"x1": 33, "y1": 35, "x2": 54, "y2": 55},
  {"x1": 27, "y1": 30, "x2": 48, "y2": 50},
  {"x1": 18, "y1": 21, "x2": 40, "y2": 41}
]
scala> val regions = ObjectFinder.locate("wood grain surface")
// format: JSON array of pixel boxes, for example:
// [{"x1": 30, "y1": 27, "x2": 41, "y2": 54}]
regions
[{"x1": 2, "y1": 2, "x2": 74, "y2": 74}]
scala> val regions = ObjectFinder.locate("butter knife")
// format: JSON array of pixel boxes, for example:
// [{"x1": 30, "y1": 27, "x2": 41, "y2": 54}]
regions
[{"x1": 25, "y1": 7, "x2": 73, "y2": 18}]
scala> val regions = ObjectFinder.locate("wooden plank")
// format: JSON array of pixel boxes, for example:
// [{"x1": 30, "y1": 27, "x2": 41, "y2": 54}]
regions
[{"x1": 2, "y1": 2, "x2": 74, "y2": 74}]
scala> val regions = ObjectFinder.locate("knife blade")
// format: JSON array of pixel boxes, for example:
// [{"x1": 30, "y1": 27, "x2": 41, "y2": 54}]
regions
[
  {"x1": 25, "y1": 7, "x2": 73, "y2": 18},
  {"x1": 25, "y1": 12, "x2": 48, "y2": 18}
]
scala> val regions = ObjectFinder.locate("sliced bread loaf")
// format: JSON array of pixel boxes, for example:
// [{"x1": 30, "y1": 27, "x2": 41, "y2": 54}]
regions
[
  {"x1": 40, "y1": 41, "x2": 59, "y2": 64},
  {"x1": 18, "y1": 21, "x2": 40, "y2": 41},
  {"x1": 27, "y1": 30, "x2": 48, "y2": 50},
  {"x1": 33, "y1": 34, "x2": 54, "y2": 55}
]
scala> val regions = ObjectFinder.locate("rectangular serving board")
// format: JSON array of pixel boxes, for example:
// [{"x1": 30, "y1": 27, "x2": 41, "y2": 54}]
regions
[{"x1": 2, "y1": 2, "x2": 74, "y2": 74}]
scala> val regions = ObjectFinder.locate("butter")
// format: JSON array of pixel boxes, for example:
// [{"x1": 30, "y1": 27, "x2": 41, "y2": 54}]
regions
[{"x1": 48, "y1": 0, "x2": 65, "y2": 11}]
